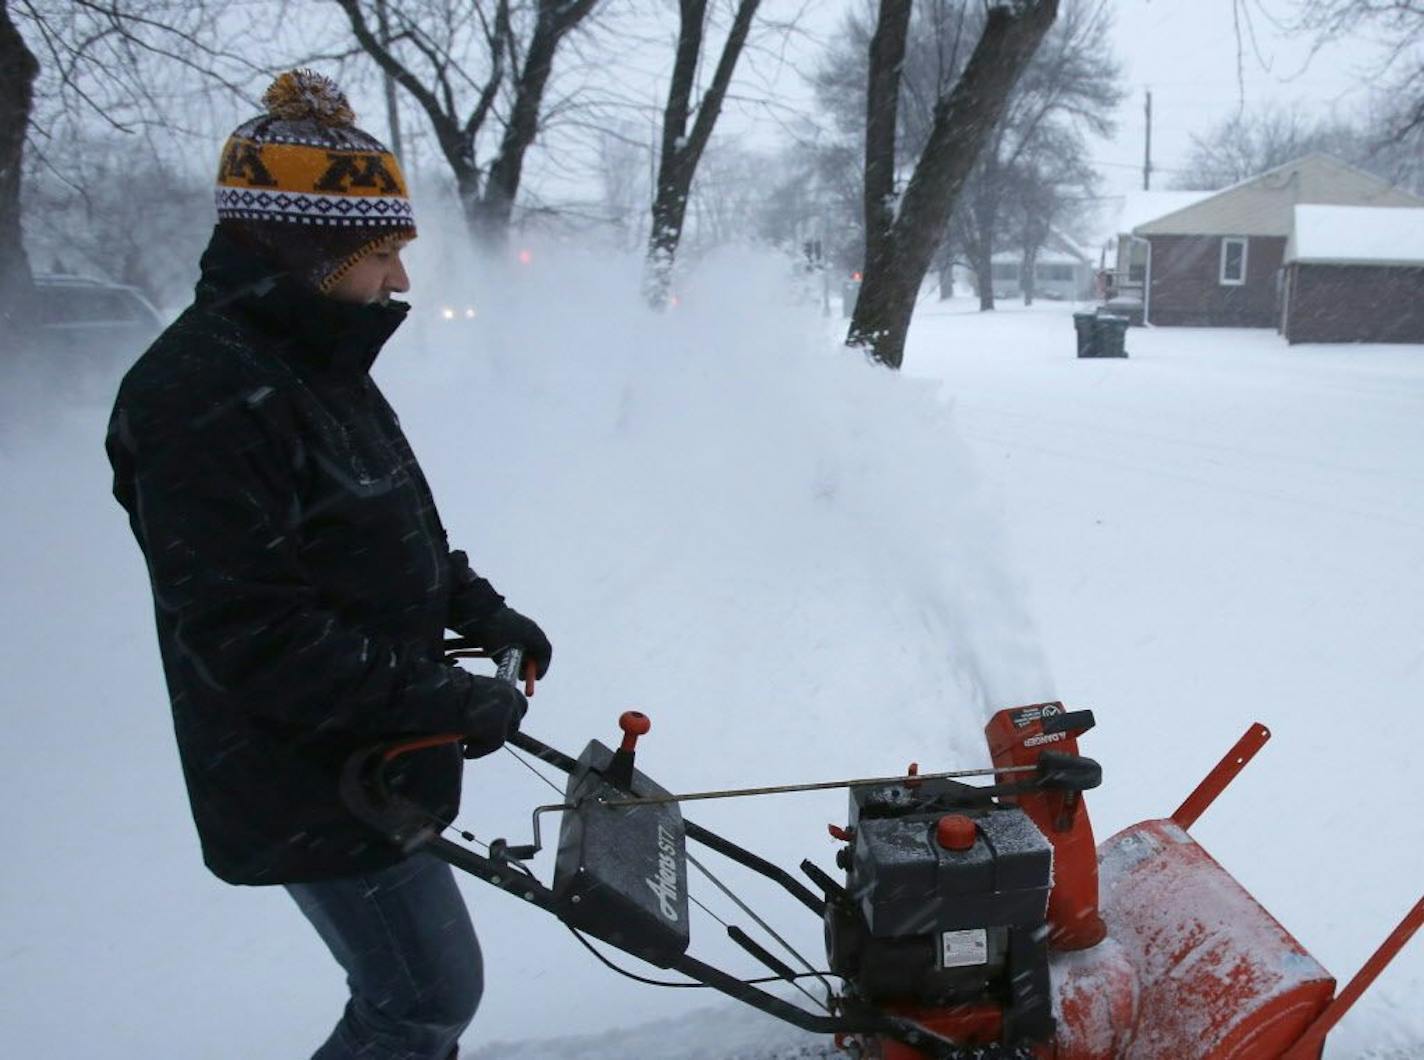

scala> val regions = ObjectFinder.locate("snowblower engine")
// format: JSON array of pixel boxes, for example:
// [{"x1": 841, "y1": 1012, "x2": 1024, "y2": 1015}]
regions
[{"x1": 823, "y1": 773, "x2": 1056, "y2": 1048}]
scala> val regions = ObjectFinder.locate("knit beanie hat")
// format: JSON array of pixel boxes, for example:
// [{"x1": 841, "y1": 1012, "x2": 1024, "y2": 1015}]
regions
[{"x1": 214, "y1": 70, "x2": 416, "y2": 293}]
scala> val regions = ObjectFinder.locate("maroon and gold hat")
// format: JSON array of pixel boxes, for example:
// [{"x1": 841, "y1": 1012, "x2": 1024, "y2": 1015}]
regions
[{"x1": 215, "y1": 70, "x2": 416, "y2": 292}]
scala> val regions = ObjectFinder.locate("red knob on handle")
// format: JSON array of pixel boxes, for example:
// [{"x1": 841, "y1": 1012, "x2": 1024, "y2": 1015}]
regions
[{"x1": 618, "y1": 711, "x2": 651, "y2": 752}]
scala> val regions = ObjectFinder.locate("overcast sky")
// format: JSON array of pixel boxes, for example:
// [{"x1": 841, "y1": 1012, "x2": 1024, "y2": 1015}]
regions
[
  {"x1": 34, "y1": 1, "x2": 1401, "y2": 251},
  {"x1": 719, "y1": 0, "x2": 1395, "y2": 197},
  {"x1": 1105, "y1": 1, "x2": 1389, "y2": 191}
]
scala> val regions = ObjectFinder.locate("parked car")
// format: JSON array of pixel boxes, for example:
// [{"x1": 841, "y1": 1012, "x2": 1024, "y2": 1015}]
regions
[{"x1": 32, "y1": 273, "x2": 165, "y2": 359}]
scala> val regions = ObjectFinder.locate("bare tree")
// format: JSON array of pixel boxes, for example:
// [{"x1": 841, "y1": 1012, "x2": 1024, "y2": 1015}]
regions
[
  {"x1": 1173, "y1": 105, "x2": 1338, "y2": 188},
  {"x1": 1174, "y1": 101, "x2": 1423, "y2": 193},
  {"x1": 643, "y1": 0, "x2": 761, "y2": 306},
  {"x1": 25, "y1": 130, "x2": 211, "y2": 307},
  {"x1": 1292, "y1": 1, "x2": 1424, "y2": 143},
  {"x1": 685, "y1": 142, "x2": 772, "y2": 251},
  {"x1": 755, "y1": 135, "x2": 863, "y2": 282},
  {"x1": 813, "y1": 2, "x2": 1116, "y2": 317},
  {"x1": 7, "y1": 1, "x2": 267, "y2": 337},
  {"x1": 333, "y1": 0, "x2": 598, "y2": 247},
  {"x1": 848, "y1": 1, "x2": 1060, "y2": 369},
  {"x1": 1005, "y1": 135, "x2": 1095, "y2": 305},
  {"x1": 860, "y1": 0, "x2": 911, "y2": 320},
  {"x1": 956, "y1": 0, "x2": 1120, "y2": 310},
  {"x1": 596, "y1": 124, "x2": 648, "y2": 252},
  {"x1": 1, "y1": 0, "x2": 39, "y2": 334},
  {"x1": 809, "y1": 1, "x2": 972, "y2": 298}
]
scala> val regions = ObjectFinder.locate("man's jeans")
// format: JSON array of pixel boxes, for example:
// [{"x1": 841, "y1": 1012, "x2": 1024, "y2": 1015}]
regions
[{"x1": 286, "y1": 853, "x2": 483, "y2": 1060}]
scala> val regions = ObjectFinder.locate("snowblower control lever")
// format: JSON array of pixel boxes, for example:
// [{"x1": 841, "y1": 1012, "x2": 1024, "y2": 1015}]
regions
[
  {"x1": 1035, "y1": 750, "x2": 1101, "y2": 792},
  {"x1": 618, "y1": 710, "x2": 651, "y2": 751},
  {"x1": 606, "y1": 710, "x2": 651, "y2": 789},
  {"x1": 1040, "y1": 708, "x2": 1095, "y2": 737}
]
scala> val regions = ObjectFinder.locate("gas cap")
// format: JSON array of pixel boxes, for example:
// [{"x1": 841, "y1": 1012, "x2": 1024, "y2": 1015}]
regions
[{"x1": 936, "y1": 814, "x2": 977, "y2": 851}]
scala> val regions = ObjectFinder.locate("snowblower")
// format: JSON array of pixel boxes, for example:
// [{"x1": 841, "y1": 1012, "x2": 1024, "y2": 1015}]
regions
[{"x1": 341, "y1": 645, "x2": 1423, "y2": 1059}]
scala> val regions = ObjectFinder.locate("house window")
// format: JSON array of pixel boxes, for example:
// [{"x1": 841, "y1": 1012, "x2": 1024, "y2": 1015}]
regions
[{"x1": 1219, "y1": 237, "x2": 1248, "y2": 285}]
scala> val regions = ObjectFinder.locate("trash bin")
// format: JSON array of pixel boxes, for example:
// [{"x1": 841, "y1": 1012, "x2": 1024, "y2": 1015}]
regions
[
  {"x1": 1094, "y1": 314, "x2": 1129, "y2": 358},
  {"x1": 1073, "y1": 312, "x2": 1098, "y2": 358}
]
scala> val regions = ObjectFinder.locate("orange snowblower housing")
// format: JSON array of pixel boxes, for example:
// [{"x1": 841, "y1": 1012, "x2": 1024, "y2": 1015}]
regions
[{"x1": 986, "y1": 703, "x2": 1107, "y2": 952}]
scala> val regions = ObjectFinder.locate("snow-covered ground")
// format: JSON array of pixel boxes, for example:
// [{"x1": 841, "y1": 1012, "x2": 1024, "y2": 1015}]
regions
[{"x1": 1, "y1": 245, "x2": 1420, "y2": 1059}]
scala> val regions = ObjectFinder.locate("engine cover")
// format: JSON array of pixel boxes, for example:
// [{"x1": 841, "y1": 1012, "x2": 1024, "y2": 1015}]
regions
[
  {"x1": 551, "y1": 740, "x2": 690, "y2": 967},
  {"x1": 826, "y1": 776, "x2": 1056, "y2": 1045}
]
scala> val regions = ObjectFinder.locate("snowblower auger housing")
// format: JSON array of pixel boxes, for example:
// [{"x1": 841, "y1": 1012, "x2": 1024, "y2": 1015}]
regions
[{"x1": 550, "y1": 738, "x2": 690, "y2": 967}]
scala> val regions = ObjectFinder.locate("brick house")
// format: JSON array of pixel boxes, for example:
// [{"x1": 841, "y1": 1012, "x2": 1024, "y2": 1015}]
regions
[
  {"x1": 1281, "y1": 205, "x2": 1424, "y2": 344},
  {"x1": 1112, "y1": 154, "x2": 1422, "y2": 328}
]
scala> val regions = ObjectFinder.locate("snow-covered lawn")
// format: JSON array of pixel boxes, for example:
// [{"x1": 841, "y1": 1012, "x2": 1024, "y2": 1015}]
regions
[
  {"x1": 1, "y1": 254, "x2": 1419, "y2": 1059},
  {"x1": 906, "y1": 300, "x2": 1424, "y2": 1059}
]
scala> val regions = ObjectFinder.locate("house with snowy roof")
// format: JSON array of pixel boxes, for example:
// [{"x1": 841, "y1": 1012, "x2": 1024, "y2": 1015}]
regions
[
  {"x1": 1280, "y1": 204, "x2": 1424, "y2": 344},
  {"x1": 984, "y1": 232, "x2": 1097, "y2": 302},
  {"x1": 1106, "y1": 154, "x2": 1422, "y2": 328}
]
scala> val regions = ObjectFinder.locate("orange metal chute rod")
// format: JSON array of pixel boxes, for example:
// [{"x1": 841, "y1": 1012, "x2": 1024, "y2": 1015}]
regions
[
  {"x1": 1281, "y1": 893, "x2": 1424, "y2": 1059},
  {"x1": 1171, "y1": 722, "x2": 1271, "y2": 831}
]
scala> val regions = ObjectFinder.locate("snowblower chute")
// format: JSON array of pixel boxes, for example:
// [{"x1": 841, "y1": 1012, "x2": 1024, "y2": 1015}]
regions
[{"x1": 340, "y1": 645, "x2": 1422, "y2": 1060}]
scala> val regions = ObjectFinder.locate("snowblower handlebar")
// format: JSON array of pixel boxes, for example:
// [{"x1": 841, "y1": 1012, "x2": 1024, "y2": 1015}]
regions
[
  {"x1": 443, "y1": 638, "x2": 537, "y2": 696},
  {"x1": 495, "y1": 646, "x2": 530, "y2": 692}
]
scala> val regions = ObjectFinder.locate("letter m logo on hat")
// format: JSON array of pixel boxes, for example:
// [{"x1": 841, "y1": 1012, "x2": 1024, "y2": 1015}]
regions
[
  {"x1": 219, "y1": 141, "x2": 278, "y2": 187},
  {"x1": 314, "y1": 153, "x2": 404, "y2": 195}
]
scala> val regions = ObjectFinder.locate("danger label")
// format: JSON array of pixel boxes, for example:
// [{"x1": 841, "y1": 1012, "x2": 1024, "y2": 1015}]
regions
[
  {"x1": 1023, "y1": 731, "x2": 1066, "y2": 748},
  {"x1": 1011, "y1": 702, "x2": 1062, "y2": 729},
  {"x1": 940, "y1": 928, "x2": 988, "y2": 969}
]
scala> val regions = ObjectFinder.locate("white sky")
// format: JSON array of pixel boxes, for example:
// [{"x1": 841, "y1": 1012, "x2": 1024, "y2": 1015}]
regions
[
  {"x1": 1104, "y1": 0, "x2": 1389, "y2": 193},
  {"x1": 711, "y1": 0, "x2": 1396, "y2": 196}
]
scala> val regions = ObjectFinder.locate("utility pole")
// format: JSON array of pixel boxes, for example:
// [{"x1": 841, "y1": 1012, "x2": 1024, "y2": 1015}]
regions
[
  {"x1": 375, "y1": 0, "x2": 404, "y2": 162},
  {"x1": 1143, "y1": 89, "x2": 1153, "y2": 191}
]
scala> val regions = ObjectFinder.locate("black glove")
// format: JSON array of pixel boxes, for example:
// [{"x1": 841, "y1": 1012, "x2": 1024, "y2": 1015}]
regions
[
  {"x1": 461, "y1": 605, "x2": 553, "y2": 680},
  {"x1": 460, "y1": 674, "x2": 529, "y2": 759}
]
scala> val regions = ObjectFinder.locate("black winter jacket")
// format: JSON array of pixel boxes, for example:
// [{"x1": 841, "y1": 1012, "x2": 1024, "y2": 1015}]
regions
[{"x1": 107, "y1": 229, "x2": 506, "y2": 884}]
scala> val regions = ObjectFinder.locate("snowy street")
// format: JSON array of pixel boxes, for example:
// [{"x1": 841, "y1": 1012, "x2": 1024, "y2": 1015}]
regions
[{"x1": 2, "y1": 270, "x2": 1421, "y2": 1058}]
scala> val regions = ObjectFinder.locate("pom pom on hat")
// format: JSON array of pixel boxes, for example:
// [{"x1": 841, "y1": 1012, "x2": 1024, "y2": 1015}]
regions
[{"x1": 261, "y1": 69, "x2": 356, "y2": 127}]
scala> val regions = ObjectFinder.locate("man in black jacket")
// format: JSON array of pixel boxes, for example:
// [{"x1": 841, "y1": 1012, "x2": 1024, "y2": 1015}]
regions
[{"x1": 106, "y1": 71, "x2": 548, "y2": 1060}]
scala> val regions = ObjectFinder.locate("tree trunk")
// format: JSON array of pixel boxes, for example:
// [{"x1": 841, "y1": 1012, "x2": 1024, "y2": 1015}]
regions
[
  {"x1": 856, "y1": 0, "x2": 911, "y2": 327},
  {"x1": 965, "y1": 165, "x2": 1002, "y2": 311},
  {"x1": 454, "y1": 165, "x2": 485, "y2": 246},
  {"x1": 477, "y1": 0, "x2": 598, "y2": 247},
  {"x1": 848, "y1": 1, "x2": 1059, "y2": 368},
  {"x1": 374, "y1": 0, "x2": 404, "y2": 161},
  {"x1": 1021, "y1": 247, "x2": 1037, "y2": 305},
  {"x1": 0, "y1": 0, "x2": 38, "y2": 337},
  {"x1": 970, "y1": 238, "x2": 994, "y2": 311},
  {"x1": 643, "y1": 0, "x2": 760, "y2": 307}
]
